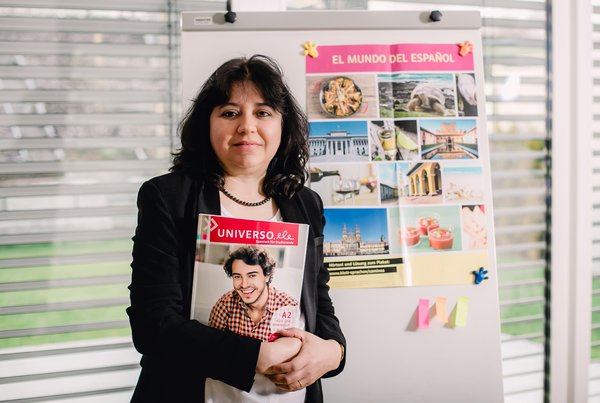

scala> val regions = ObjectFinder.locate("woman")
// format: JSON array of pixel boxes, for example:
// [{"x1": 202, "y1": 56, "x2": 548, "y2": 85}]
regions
[{"x1": 127, "y1": 55, "x2": 346, "y2": 402}]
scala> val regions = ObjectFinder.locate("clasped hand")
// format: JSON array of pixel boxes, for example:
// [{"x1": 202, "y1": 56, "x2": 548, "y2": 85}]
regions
[{"x1": 256, "y1": 328, "x2": 342, "y2": 392}]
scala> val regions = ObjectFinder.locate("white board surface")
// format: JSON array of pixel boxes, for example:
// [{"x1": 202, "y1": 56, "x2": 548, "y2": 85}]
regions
[{"x1": 181, "y1": 11, "x2": 503, "y2": 403}]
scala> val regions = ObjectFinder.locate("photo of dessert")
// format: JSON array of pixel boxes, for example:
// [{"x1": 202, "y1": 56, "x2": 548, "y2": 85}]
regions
[{"x1": 397, "y1": 205, "x2": 462, "y2": 253}]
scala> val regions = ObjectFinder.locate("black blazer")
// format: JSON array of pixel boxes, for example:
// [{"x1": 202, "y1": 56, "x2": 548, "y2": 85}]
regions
[{"x1": 127, "y1": 172, "x2": 346, "y2": 402}]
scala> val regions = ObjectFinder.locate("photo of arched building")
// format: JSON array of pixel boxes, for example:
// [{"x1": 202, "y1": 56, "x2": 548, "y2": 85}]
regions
[{"x1": 399, "y1": 162, "x2": 443, "y2": 205}]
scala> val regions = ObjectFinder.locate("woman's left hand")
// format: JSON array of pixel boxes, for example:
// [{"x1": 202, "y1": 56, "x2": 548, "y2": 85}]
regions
[{"x1": 264, "y1": 328, "x2": 342, "y2": 391}]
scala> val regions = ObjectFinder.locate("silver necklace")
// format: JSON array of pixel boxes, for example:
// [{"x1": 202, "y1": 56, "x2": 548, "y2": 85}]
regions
[{"x1": 219, "y1": 186, "x2": 271, "y2": 207}]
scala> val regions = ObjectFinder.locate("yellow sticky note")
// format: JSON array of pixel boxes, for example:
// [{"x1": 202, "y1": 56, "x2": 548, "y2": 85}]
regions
[
  {"x1": 435, "y1": 297, "x2": 448, "y2": 323},
  {"x1": 455, "y1": 296, "x2": 469, "y2": 327}
]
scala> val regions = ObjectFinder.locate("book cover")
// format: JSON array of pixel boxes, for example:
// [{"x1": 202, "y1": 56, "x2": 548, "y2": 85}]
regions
[{"x1": 191, "y1": 214, "x2": 309, "y2": 341}]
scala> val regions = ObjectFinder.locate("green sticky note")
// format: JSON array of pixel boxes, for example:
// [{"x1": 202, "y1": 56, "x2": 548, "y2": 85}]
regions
[{"x1": 455, "y1": 296, "x2": 469, "y2": 327}]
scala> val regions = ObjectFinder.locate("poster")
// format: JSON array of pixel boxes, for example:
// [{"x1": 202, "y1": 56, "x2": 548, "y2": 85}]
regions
[{"x1": 306, "y1": 43, "x2": 490, "y2": 288}]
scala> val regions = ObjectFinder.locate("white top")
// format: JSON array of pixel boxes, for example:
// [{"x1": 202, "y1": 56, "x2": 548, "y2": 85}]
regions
[
  {"x1": 204, "y1": 206, "x2": 306, "y2": 403},
  {"x1": 219, "y1": 206, "x2": 283, "y2": 222}
]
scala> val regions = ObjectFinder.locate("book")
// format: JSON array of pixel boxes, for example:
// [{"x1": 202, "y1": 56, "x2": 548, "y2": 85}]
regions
[{"x1": 190, "y1": 214, "x2": 309, "y2": 341}]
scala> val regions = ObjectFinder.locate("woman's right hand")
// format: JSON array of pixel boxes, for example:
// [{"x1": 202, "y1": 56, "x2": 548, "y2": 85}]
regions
[{"x1": 256, "y1": 337, "x2": 301, "y2": 374}]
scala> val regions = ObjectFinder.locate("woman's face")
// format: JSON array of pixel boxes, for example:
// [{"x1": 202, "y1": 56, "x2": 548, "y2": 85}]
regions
[{"x1": 209, "y1": 81, "x2": 282, "y2": 178}]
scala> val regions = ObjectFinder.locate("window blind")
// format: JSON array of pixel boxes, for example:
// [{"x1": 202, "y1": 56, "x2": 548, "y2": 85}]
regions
[
  {"x1": 591, "y1": 1, "x2": 600, "y2": 400},
  {"x1": 0, "y1": 1, "x2": 173, "y2": 400}
]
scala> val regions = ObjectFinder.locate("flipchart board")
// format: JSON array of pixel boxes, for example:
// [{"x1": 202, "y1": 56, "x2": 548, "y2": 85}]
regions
[{"x1": 181, "y1": 11, "x2": 503, "y2": 403}]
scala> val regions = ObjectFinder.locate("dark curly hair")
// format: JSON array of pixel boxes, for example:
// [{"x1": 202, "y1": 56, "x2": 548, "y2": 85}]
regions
[
  {"x1": 223, "y1": 246, "x2": 275, "y2": 284},
  {"x1": 171, "y1": 55, "x2": 309, "y2": 198}
]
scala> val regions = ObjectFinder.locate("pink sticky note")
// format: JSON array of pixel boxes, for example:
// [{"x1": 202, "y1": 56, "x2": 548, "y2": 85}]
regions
[
  {"x1": 435, "y1": 297, "x2": 448, "y2": 323},
  {"x1": 418, "y1": 298, "x2": 430, "y2": 329}
]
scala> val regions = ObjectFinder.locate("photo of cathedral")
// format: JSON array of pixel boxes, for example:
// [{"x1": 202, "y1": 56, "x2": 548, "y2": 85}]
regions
[{"x1": 323, "y1": 208, "x2": 390, "y2": 257}]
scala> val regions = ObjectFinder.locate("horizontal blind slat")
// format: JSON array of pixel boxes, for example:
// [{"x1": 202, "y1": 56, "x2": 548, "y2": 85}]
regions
[
  {"x1": 0, "y1": 114, "x2": 169, "y2": 126},
  {"x1": 0, "y1": 16, "x2": 167, "y2": 33},
  {"x1": 488, "y1": 114, "x2": 546, "y2": 121},
  {"x1": 487, "y1": 76, "x2": 546, "y2": 85},
  {"x1": 486, "y1": 96, "x2": 546, "y2": 103},
  {"x1": 0, "y1": 90, "x2": 167, "y2": 103},
  {"x1": 0, "y1": 160, "x2": 167, "y2": 174},
  {"x1": 0, "y1": 229, "x2": 135, "y2": 245},
  {"x1": 0, "y1": 252, "x2": 132, "y2": 269},
  {"x1": 0, "y1": 0, "x2": 168, "y2": 11},
  {"x1": 495, "y1": 224, "x2": 547, "y2": 235},
  {"x1": 0, "y1": 298, "x2": 129, "y2": 315},
  {"x1": 493, "y1": 188, "x2": 547, "y2": 197},
  {"x1": 0, "y1": 274, "x2": 129, "y2": 291},
  {"x1": 0, "y1": 42, "x2": 168, "y2": 57},
  {"x1": 490, "y1": 150, "x2": 548, "y2": 160},
  {"x1": 0, "y1": 137, "x2": 169, "y2": 150},
  {"x1": 0, "y1": 183, "x2": 141, "y2": 197},
  {"x1": 0, "y1": 338, "x2": 133, "y2": 359},
  {"x1": 0, "y1": 321, "x2": 130, "y2": 339},
  {"x1": 482, "y1": 56, "x2": 546, "y2": 66},
  {"x1": 496, "y1": 242, "x2": 547, "y2": 252},
  {"x1": 498, "y1": 260, "x2": 546, "y2": 271},
  {"x1": 0, "y1": 206, "x2": 137, "y2": 221},
  {"x1": 494, "y1": 206, "x2": 547, "y2": 216},
  {"x1": 0, "y1": 66, "x2": 168, "y2": 80},
  {"x1": 368, "y1": 0, "x2": 546, "y2": 9}
]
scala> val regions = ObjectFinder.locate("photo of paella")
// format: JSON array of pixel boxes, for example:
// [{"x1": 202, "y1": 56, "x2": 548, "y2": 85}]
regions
[{"x1": 320, "y1": 76, "x2": 363, "y2": 117}]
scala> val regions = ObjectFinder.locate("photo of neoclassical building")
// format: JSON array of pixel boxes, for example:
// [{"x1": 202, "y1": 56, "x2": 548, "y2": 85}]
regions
[{"x1": 308, "y1": 121, "x2": 370, "y2": 162}]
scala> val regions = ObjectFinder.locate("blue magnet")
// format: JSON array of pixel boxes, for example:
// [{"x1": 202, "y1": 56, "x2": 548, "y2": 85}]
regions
[{"x1": 472, "y1": 267, "x2": 489, "y2": 285}]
